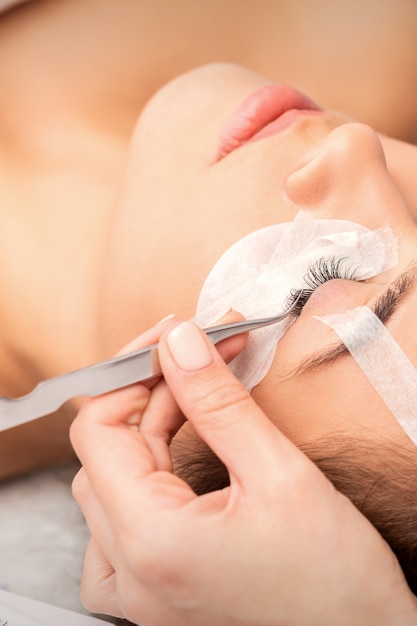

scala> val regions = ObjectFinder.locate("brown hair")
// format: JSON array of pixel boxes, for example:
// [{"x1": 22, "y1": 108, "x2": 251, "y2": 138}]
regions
[{"x1": 174, "y1": 434, "x2": 417, "y2": 594}]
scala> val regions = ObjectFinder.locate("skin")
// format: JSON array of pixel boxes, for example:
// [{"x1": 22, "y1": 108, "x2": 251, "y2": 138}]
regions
[
  {"x1": 1, "y1": 4, "x2": 417, "y2": 620},
  {"x1": 3, "y1": 0, "x2": 417, "y2": 140},
  {"x1": 2, "y1": 64, "x2": 417, "y2": 474},
  {"x1": 70, "y1": 317, "x2": 417, "y2": 624},
  {"x1": 97, "y1": 63, "x2": 417, "y2": 457},
  {"x1": 0, "y1": 1, "x2": 417, "y2": 477}
]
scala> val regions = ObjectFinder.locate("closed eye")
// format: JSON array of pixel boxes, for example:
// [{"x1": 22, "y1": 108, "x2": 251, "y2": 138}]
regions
[
  {"x1": 286, "y1": 256, "x2": 361, "y2": 317},
  {"x1": 292, "y1": 263, "x2": 417, "y2": 376}
]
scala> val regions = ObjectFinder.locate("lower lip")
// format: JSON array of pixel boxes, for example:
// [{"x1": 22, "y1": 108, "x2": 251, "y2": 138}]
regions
[{"x1": 217, "y1": 84, "x2": 323, "y2": 159}]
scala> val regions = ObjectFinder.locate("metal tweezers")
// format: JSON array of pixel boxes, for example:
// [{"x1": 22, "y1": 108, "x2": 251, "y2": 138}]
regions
[{"x1": 0, "y1": 298, "x2": 299, "y2": 431}]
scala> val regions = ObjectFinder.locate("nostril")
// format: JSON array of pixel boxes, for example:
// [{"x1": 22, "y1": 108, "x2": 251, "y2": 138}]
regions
[
  {"x1": 285, "y1": 158, "x2": 333, "y2": 208},
  {"x1": 284, "y1": 122, "x2": 387, "y2": 212}
]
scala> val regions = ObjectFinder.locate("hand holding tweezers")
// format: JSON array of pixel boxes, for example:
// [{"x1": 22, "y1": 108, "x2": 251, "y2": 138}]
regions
[{"x1": 0, "y1": 298, "x2": 299, "y2": 431}]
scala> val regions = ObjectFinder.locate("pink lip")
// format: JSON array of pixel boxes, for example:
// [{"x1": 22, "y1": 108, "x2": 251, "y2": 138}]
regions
[{"x1": 217, "y1": 84, "x2": 323, "y2": 159}]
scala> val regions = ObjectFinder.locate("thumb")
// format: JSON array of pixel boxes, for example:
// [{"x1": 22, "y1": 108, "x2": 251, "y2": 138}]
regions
[{"x1": 159, "y1": 320, "x2": 307, "y2": 489}]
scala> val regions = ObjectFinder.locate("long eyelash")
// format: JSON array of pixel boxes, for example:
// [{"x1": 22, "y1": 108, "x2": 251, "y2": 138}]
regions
[{"x1": 286, "y1": 256, "x2": 360, "y2": 316}]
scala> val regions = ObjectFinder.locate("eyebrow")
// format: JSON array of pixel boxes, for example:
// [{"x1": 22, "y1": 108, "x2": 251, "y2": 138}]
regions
[{"x1": 292, "y1": 264, "x2": 417, "y2": 377}]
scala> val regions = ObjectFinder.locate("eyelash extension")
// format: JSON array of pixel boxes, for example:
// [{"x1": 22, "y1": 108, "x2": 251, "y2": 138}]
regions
[{"x1": 286, "y1": 256, "x2": 360, "y2": 316}]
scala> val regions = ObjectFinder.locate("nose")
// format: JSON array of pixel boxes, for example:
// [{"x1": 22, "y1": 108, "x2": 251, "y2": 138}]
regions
[{"x1": 285, "y1": 122, "x2": 392, "y2": 229}]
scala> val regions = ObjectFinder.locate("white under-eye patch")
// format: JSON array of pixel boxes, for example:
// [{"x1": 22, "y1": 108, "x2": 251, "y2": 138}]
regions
[{"x1": 195, "y1": 211, "x2": 397, "y2": 390}]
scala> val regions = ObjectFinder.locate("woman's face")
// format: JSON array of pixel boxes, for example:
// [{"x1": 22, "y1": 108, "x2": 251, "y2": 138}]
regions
[{"x1": 100, "y1": 63, "x2": 417, "y2": 448}]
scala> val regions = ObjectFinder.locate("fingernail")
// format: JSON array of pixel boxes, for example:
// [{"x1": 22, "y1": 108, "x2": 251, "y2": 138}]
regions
[
  {"x1": 167, "y1": 321, "x2": 213, "y2": 371},
  {"x1": 157, "y1": 314, "x2": 176, "y2": 325}
]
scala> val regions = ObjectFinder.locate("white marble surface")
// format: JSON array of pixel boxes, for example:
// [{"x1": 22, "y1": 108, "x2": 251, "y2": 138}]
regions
[
  {"x1": 0, "y1": 463, "x2": 89, "y2": 614},
  {"x1": 0, "y1": 464, "x2": 135, "y2": 624}
]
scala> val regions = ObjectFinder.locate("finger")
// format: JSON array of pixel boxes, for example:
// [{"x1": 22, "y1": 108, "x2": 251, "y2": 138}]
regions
[
  {"x1": 70, "y1": 316, "x2": 181, "y2": 465},
  {"x1": 70, "y1": 382, "x2": 154, "y2": 465},
  {"x1": 70, "y1": 383, "x2": 184, "y2": 523},
  {"x1": 117, "y1": 310, "x2": 247, "y2": 363},
  {"x1": 204, "y1": 309, "x2": 248, "y2": 364},
  {"x1": 80, "y1": 538, "x2": 122, "y2": 618},
  {"x1": 115, "y1": 314, "x2": 178, "y2": 356},
  {"x1": 139, "y1": 309, "x2": 248, "y2": 442},
  {"x1": 159, "y1": 321, "x2": 311, "y2": 491},
  {"x1": 70, "y1": 365, "x2": 196, "y2": 525},
  {"x1": 70, "y1": 311, "x2": 248, "y2": 499},
  {"x1": 70, "y1": 311, "x2": 250, "y2": 523},
  {"x1": 106, "y1": 310, "x2": 248, "y2": 445},
  {"x1": 72, "y1": 469, "x2": 119, "y2": 567}
]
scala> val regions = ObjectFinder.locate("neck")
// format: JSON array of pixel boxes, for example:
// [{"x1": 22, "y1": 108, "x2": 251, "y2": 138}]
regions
[{"x1": 0, "y1": 124, "x2": 126, "y2": 398}]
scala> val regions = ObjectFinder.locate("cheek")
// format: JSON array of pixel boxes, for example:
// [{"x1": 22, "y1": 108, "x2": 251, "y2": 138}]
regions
[{"x1": 251, "y1": 355, "x2": 406, "y2": 446}]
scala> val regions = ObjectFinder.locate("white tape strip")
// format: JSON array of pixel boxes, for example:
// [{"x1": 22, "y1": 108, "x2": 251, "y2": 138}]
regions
[{"x1": 317, "y1": 306, "x2": 417, "y2": 445}]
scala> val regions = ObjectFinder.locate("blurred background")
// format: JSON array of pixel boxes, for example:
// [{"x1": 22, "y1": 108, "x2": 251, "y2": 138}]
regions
[
  {"x1": 131, "y1": 0, "x2": 417, "y2": 143},
  {"x1": 1, "y1": 0, "x2": 417, "y2": 142}
]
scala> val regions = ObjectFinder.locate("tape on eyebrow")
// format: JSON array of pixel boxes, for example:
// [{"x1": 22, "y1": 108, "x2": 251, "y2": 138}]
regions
[{"x1": 316, "y1": 306, "x2": 417, "y2": 445}]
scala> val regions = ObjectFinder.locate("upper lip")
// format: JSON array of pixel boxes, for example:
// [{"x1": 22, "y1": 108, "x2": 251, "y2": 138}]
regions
[{"x1": 217, "y1": 84, "x2": 322, "y2": 160}]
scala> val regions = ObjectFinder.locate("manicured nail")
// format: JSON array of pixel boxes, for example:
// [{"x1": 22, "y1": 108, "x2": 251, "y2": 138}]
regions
[
  {"x1": 167, "y1": 321, "x2": 213, "y2": 371},
  {"x1": 157, "y1": 314, "x2": 176, "y2": 325}
]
